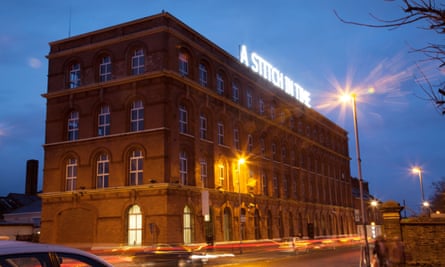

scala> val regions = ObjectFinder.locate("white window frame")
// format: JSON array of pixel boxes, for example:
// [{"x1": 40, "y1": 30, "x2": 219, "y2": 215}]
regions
[
  {"x1": 200, "y1": 114, "x2": 207, "y2": 139},
  {"x1": 218, "y1": 165, "x2": 225, "y2": 187},
  {"x1": 98, "y1": 105, "x2": 110, "y2": 136},
  {"x1": 132, "y1": 49, "x2": 145, "y2": 75},
  {"x1": 129, "y1": 150, "x2": 143, "y2": 185},
  {"x1": 96, "y1": 153, "x2": 109, "y2": 188},
  {"x1": 232, "y1": 82, "x2": 239, "y2": 103},
  {"x1": 217, "y1": 122, "x2": 224, "y2": 145},
  {"x1": 65, "y1": 158, "x2": 77, "y2": 191},
  {"x1": 99, "y1": 56, "x2": 112, "y2": 82},
  {"x1": 216, "y1": 73, "x2": 224, "y2": 95},
  {"x1": 180, "y1": 151, "x2": 188, "y2": 185},
  {"x1": 199, "y1": 63, "x2": 208, "y2": 87},
  {"x1": 247, "y1": 90, "x2": 253, "y2": 109},
  {"x1": 179, "y1": 52, "x2": 189, "y2": 76},
  {"x1": 68, "y1": 111, "x2": 79, "y2": 141},
  {"x1": 131, "y1": 100, "x2": 144, "y2": 132},
  {"x1": 128, "y1": 205, "x2": 142, "y2": 246},
  {"x1": 69, "y1": 63, "x2": 81, "y2": 88},
  {"x1": 179, "y1": 105, "x2": 188, "y2": 133},
  {"x1": 200, "y1": 160, "x2": 207, "y2": 188},
  {"x1": 233, "y1": 128, "x2": 240, "y2": 150}
]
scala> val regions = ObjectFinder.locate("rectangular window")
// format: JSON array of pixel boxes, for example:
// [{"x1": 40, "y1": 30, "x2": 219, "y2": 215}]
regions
[
  {"x1": 68, "y1": 111, "x2": 79, "y2": 141},
  {"x1": 179, "y1": 105, "x2": 187, "y2": 133},
  {"x1": 131, "y1": 100, "x2": 144, "y2": 132},
  {"x1": 66, "y1": 159, "x2": 77, "y2": 191},
  {"x1": 199, "y1": 64, "x2": 208, "y2": 87},
  {"x1": 271, "y1": 143, "x2": 276, "y2": 160},
  {"x1": 216, "y1": 73, "x2": 224, "y2": 95},
  {"x1": 200, "y1": 160, "x2": 207, "y2": 188},
  {"x1": 262, "y1": 171, "x2": 268, "y2": 196},
  {"x1": 129, "y1": 150, "x2": 143, "y2": 185},
  {"x1": 200, "y1": 114, "x2": 207, "y2": 139},
  {"x1": 233, "y1": 128, "x2": 240, "y2": 150},
  {"x1": 232, "y1": 82, "x2": 239, "y2": 103},
  {"x1": 273, "y1": 174, "x2": 279, "y2": 198},
  {"x1": 100, "y1": 56, "x2": 112, "y2": 82},
  {"x1": 69, "y1": 63, "x2": 80, "y2": 88},
  {"x1": 247, "y1": 90, "x2": 253, "y2": 109},
  {"x1": 270, "y1": 104, "x2": 275, "y2": 120},
  {"x1": 179, "y1": 53, "x2": 188, "y2": 76},
  {"x1": 259, "y1": 98, "x2": 264, "y2": 115},
  {"x1": 132, "y1": 49, "x2": 145, "y2": 75},
  {"x1": 98, "y1": 105, "x2": 110, "y2": 136},
  {"x1": 260, "y1": 138, "x2": 265, "y2": 156},
  {"x1": 97, "y1": 154, "x2": 109, "y2": 188},
  {"x1": 283, "y1": 176, "x2": 289, "y2": 198},
  {"x1": 180, "y1": 151, "x2": 188, "y2": 185},
  {"x1": 217, "y1": 122, "x2": 224, "y2": 145},
  {"x1": 247, "y1": 134, "x2": 253, "y2": 153}
]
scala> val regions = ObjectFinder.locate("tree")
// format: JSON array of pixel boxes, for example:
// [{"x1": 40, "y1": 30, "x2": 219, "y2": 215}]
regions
[
  {"x1": 429, "y1": 177, "x2": 445, "y2": 212},
  {"x1": 335, "y1": 0, "x2": 445, "y2": 114}
]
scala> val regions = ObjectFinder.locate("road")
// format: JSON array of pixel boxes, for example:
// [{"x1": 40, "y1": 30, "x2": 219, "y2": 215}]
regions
[{"x1": 205, "y1": 246, "x2": 363, "y2": 267}]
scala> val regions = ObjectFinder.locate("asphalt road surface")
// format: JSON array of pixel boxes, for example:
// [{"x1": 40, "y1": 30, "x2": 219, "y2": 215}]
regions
[{"x1": 207, "y1": 246, "x2": 363, "y2": 267}]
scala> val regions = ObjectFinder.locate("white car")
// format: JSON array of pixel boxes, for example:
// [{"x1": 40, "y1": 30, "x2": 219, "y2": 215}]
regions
[{"x1": 0, "y1": 240, "x2": 113, "y2": 267}]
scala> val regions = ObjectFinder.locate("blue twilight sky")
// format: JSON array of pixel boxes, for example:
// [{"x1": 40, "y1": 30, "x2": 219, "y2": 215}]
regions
[{"x1": 1, "y1": 1, "x2": 444, "y2": 213}]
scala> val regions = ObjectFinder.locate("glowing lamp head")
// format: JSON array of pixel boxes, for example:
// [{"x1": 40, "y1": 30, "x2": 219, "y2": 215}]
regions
[
  {"x1": 339, "y1": 93, "x2": 356, "y2": 104},
  {"x1": 238, "y1": 158, "x2": 246, "y2": 165},
  {"x1": 412, "y1": 167, "x2": 422, "y2": 174}
]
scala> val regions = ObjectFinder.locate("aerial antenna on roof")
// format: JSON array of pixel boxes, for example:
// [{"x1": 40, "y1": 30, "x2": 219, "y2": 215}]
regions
[{"x1": 68, "y1": 7, "x2": 72, "y2": 37}]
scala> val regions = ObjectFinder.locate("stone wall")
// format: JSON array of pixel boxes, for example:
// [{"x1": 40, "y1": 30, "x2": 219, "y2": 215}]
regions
[{"x1": 379, "y1": 201, "x2": 445, "y2": 266}]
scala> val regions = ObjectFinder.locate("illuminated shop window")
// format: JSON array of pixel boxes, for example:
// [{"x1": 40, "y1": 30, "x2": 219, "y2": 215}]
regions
[
  {"x1": 128, "y1": 205, "x2": 142, "y2": 246},
  {"x1": 69, "y1": 63, "x2": 81, "y2": 88},
  {"x1": 129, "y1": 150, "x2": 143, "y2": 185},
  {"x1": 96, "y1": 153, "x2": 109, "y2": 188},
  {"x1": 183, "y1": 205, "x2": 193, "y2": 244},
  {"x1": 65, "y1": 158, "x2": 77, "y2": 191},
  {"x1": 99, "y1": 56, "x2": 112, "y2": 82},
  {"x1": 98, "y1": 105, "x2": 110, "y2": 136},
  {"x1": 179, "y1": 151, "x2": 188, "y2": 185},
  {"x1": 179, "y1": 105, "x2": 188, "y2": 133},
  {"x1": 130, "y1": 100, "x2": 144, "y2": 132},
  {"x1": 67, "y1": 111, "x2": 79, "y2": 141},
  {"x1": 179, "y1": 52, "x2": 189, "y2": 76},
  {"x1": 199, "y1": 63, "x2": 208, "y2": 87},
  {"x1": 132, "y1": 49, "x2": 145, "y2": 75}
]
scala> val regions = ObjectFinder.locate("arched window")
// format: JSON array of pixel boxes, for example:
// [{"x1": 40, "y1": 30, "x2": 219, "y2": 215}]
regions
[
  {"x1": 65, "y1": 158, "x2": 77, "y2": 191},
  {"x1": 69, "y1": 63, "x2": 81, "y2": 88},
  {"x1": 128, "y1": 205, "x2": 142, "y2": 246},
  {"x1": 183, "y1": 205, "x2": 193, "y2": 244},
  {"x1": 96, "y1": 153, "x2": 109, "y2": 188},
  {"x1": 99, "y1": 55, "x2": 112, "y2": 82},
  {"x1": 254, "y1": 209, "x2": 261, "y2": 240},
  {"x1": 130, "y1": 100, "x2": 144, "y2": 132},
  {"x1": 131, "y1": 49, "x2": 145, "y2": 75},
  {"x1": 98, "y1": 105, "x2": 110, "y2": 136},
  {"x1": 67, "y1": 111, "x2": 79, "y2": 141},
  {"x1": 129, "y1": 150, "x2": 143, "y2": 185}
]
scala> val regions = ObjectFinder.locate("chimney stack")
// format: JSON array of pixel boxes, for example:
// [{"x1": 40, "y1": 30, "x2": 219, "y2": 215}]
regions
[{"x1": 25, "y1": 159, "x2": 38, "y2": 195}]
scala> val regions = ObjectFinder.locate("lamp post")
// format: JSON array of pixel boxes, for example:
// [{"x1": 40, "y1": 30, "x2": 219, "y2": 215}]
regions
[
  {"x1": 341, "y1": 93, "x2": 370, "y2": 267},
  {"x1": 412, "y1": 167, "x2": 429, "y2": 215},
  {"x1": 238, "y1": 157, "x2": 245, "y2": 254}
]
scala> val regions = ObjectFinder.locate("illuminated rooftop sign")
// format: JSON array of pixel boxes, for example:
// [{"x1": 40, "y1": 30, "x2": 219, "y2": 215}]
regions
[{"x1": 239, "y1": 44, "x2": 311, "y2": 107}]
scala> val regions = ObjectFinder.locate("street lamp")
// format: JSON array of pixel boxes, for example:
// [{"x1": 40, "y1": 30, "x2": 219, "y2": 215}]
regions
[
  {"x1": 341, "y1": 93, "x2": 370, "y2": 267},
  {"x1": 411, "y1": 167, "x2": 429, "y2": 215},
  {"x1": 238, "y1": 157, "x2": 245, "y2": 254}
]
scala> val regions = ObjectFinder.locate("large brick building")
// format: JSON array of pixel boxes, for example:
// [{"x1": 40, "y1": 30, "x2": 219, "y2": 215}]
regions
[{"x1": 40, "y1": 12, "x2": 354, "y2": 247}]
